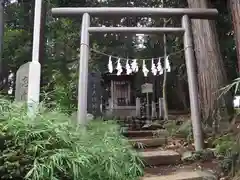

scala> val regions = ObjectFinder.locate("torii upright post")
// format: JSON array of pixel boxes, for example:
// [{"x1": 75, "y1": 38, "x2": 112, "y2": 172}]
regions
[
  {"x1": 77, "y1": 13, "x2": 90, "y2": 125},
  {"x1": 25, "y1": 0, "x2": 42, "y2": 116},
  {"x1": 182, "y1": 15, "x2": 203, "y2": 150}
]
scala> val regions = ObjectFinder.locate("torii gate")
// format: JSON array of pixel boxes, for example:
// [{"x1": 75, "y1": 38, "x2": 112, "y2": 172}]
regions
[{"x1": 51, "y1": 7, "x2": 218, "y2": 150}]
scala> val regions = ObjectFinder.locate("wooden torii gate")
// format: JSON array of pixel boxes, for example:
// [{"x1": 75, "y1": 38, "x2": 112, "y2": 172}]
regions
[{"x1": 51, "y1": 7, "x2": 218, "y2": 150}]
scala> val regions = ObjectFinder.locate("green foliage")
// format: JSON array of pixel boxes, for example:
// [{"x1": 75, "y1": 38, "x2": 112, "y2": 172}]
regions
[
  {"x1": 163, "y1": 121, "x2": 179, "y2": 136},
  {"x1": 42, "y1": 70, "x2": 78, "y2": 114},
  {"x1": 183, "y1": 149, "x2": 214, "y2": 162},
  {"x1": 216, "y1": 77, "x2": 240, "y2": 177},
  {"x1": 219, "y1": 77, "x2": 240, "y2": 97},
  {"x1": 176, "y1": 121, "x2": 193, "y2": 142},
  {"x1": 213, "y1": 134, "x2": 235, "y2": 155},
  {"x1": 213, "y1": 134, "x2": 240, "y2": 176},
  {"x1": 219, "y1": 152, "x2": 239, "y2": 175},
  {"x1": 164, "y1": 120, "x2": 193, "y2": 142},
  {"x1": 0, "y1": 99, "x2": 144, "y2": 180}
]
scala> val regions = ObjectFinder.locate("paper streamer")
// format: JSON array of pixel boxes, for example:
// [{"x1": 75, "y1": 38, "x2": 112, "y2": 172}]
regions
[
  {"x1": 157, "y1": 57, "x2": 163, "y2": 75},
  {"x1": 142, "y1": 60, "x2": 149, "y2": 77},
  {"x1": 126, "y1": 59, "x2": 132, "y2": 75},
  {"x1": 151, "y1": 58, "x2": 158, "y2": 76},
  {"x1": 108, "y1": 56, "x2": 113, "y2": 73},
  {"x1": 131, "y1": 59, "x2": 139, "y2": 72},
  {"x1": 116, "y1": 58, "x2": 123, "y2": 76}
]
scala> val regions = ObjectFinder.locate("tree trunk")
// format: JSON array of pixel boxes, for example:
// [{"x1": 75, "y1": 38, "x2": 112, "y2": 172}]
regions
[
  {"x1": 162, "y1": 0, "x2": 169, "y2": 121},
  {"x1": 162, "y1": 29, "x2": 168, "y2": 121},
  {"x1": 228, "y1": 0, "x2": 240, "y2": 73},
  {"x1": 176, "y1": 76, "x2": 188, "y2": 110},
  {"x1": 187, "y1": 0, "x2": 233, "y2": 123}
]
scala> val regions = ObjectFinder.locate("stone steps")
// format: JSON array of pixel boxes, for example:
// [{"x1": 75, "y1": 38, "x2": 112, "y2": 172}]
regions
[
  {"x1": 142, "y1": 170, "x2": 216, "y2": 180},
  {"x1": 123, "y1": 129, "x2": 216, "y2": 180},
  {"x1": 124, "y1": 130, "x2": 168, "y2": 138},
  {"x1": 129, "y1": 137, "x2": 167, "y2": 148},
  {"x1": 125, "y1": 129, "x2": 180, "y2": 166},
  {"x1": 140, "y1": 150, "x2": 181, "y2": 166}
]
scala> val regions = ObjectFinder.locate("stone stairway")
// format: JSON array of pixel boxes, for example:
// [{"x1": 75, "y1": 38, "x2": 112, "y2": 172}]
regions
[{"x1": 123, "y1": 129, "x2": 217, "y2": 180}]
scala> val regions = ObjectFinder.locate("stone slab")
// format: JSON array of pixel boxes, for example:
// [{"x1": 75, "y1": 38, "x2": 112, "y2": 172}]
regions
[
  {"x1": 129, "y1": 137, "x2": 167, "y2": 148},
  {"x1": 124, "y1": 130, "x2": 168, "y2": 137},
  {"x1": 142, "y1": 170, "x2": 216, "y2": 180},
  {"x1": 140, "y1": 150, "x2": 181, "y2": 166},
  {"x1": 15, "y1": 61, "x2": 41, "y2": 115}
]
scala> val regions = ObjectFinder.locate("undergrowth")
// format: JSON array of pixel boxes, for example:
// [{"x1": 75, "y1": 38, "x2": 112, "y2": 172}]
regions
[
  {"x1": 213, "y1": 134, "x2": 240, "y2": 177},
  {"x1": 0, "y1": 99, "x2": 144, "y2": 180},
  {"x1": 164, "y1": 120, "x2": 193, "y2": 142},
  {"x1": 218, "y1": 76, "x2": 240, "y2": 178}
]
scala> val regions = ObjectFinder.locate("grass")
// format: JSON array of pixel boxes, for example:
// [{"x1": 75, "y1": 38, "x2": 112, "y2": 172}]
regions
[{"x1": 0, "y1": 99, "x2": 144, "y2": 180}]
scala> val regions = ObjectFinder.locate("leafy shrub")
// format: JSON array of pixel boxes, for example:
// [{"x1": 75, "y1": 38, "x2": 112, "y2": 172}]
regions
[
  {"x1": 213, "y1": 134, "x2": 235, "y2": 155},
  {"x1": 163, "y1": 121, "x2": 179, "y2": 136},
  {"x1": 176, "y1": 120, "x2": 193, "y2": 142},
  {"x1": 217, "y1": 76, "x2": 240, "y2": 177},
  {"x1": 42, "y1": 70, "x2": 78, "y2": 114},
  {"x1": 182, "y1": 149, "x2": 215, "y2": 162},
  {"x1": 213, "y1": 134, "x2": 240, "y2": 176},
  {"x1": 0, "y1": 99, "x2": 143, "y2": 180},
  {"x1": 164, "y1": 120, "x2": 193, "y2": 142}
]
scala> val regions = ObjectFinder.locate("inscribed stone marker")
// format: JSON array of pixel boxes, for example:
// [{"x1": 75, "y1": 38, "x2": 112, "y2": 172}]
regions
[
  {"x1": 15, "y1": 61, "x2": 41, "y2": 115},
  {"x1": 87, "y1": 72, "x2": 102, "y2": 117},
  {"x1": 15, "y1": 62, "x2": 30, "y2": 102},
  {"x1": 141, "y1": 83, "x2": 153, "y2": 93}
]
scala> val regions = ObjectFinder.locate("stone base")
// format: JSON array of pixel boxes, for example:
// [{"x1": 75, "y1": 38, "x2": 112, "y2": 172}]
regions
[
  {"x1": 142, "y1": 170, "x2": 216, "y2": 180},
  {"x1": 129, "y1": 137, "x2": 167, "y2": 148},
  {"x1": 124, "y1": 130, "x2": 168, "y2": 137},
  {"x1": 140, "y1": 150, "x2": 181, "y2": 166}
]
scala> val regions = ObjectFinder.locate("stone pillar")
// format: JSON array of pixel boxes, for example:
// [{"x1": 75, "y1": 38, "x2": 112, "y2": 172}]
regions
[
  {"x1": 110, "y1": 80, "x2": 114, "y2": 109},
  {"x1": 136, "y1": 97, "x2": 141, "y2": 117},
  {"x1": 159, "y1": 97, "x2": 163, "y2": 119},
  {"x1": 151, "y1": 101, "x2": 156, "y2": 118}
]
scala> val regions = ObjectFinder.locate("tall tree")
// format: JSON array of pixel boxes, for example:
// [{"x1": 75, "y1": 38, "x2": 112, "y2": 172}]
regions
[
  {"x1": 228, "y1": 0, "x2": 240, "y2": 73},
  {"x1": 187, "y1": 0, "x2": 232, "y2": 123}
]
